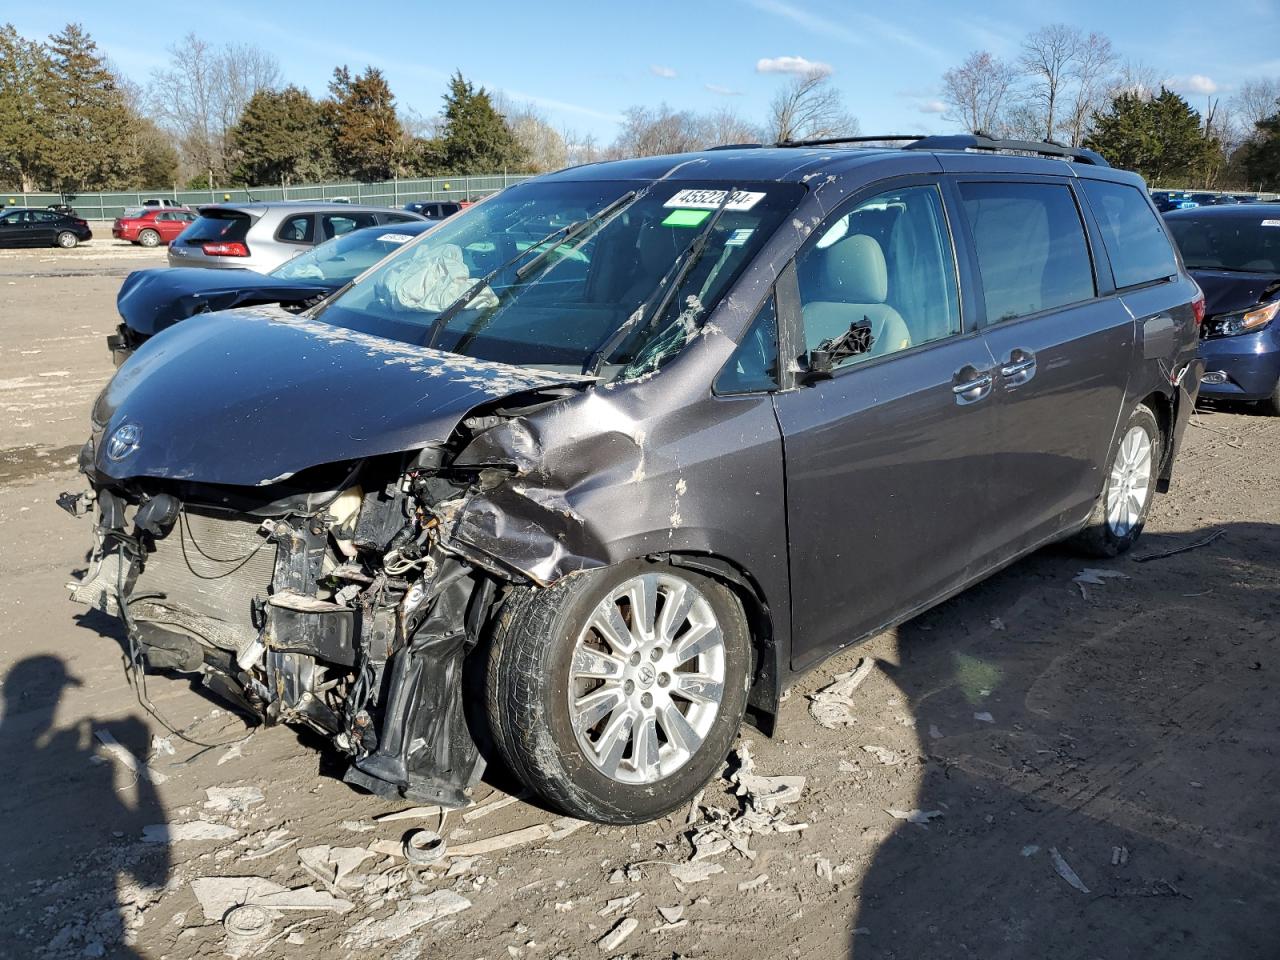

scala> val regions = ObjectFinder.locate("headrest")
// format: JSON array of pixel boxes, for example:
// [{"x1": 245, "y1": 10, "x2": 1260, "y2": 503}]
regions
[{"x1": 826, "y1": 234, "x2": 888, "y2": 303}]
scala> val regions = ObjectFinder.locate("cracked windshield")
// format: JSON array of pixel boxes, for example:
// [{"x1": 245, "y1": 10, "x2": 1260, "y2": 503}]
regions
[{"x1": 313, "y1": 180, "x2": 804, "y2": 376}]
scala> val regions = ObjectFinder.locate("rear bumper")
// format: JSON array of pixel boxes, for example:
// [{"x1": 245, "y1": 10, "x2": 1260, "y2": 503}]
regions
[
  {"x1": 1161, "y1": 358, "x2": 1203, "y2": 490},
  {"x1": 1197, "y1": 326, "x2": 1280, "y2": 400}
]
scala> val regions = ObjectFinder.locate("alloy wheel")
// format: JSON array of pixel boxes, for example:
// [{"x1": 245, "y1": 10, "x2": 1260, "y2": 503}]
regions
[
  {"x1": 1106, "y1": 424, "x2": 1152, "y2": 537},
  {"x1": 567, "y1": 573, "x2": 726, "y2": 785}
]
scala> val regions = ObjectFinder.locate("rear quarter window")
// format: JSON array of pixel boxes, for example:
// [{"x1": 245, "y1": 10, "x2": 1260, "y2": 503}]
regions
[{"x1": 1081, "y1": 179, "x2": 1178, "y2": 288}]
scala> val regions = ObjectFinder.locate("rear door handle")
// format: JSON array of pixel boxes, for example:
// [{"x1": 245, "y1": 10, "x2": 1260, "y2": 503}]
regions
[
  {"x1": 952, "y1": 367, "x2": 994, "y2": 405},
  {"x1": 999, "y1": 349, "x2": 1037, "y2": 386}
]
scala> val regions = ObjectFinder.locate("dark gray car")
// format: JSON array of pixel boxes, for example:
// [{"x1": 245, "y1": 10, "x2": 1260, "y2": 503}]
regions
[{"x1": 66, "y1": 135, "x2": 1203, "y2": 824}]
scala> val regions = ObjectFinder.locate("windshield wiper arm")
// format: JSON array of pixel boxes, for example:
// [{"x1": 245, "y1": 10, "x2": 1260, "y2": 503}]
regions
[
  {"x1": 584, "y1": 186, "x2": 737, "y2": 376},
  {"x1": 425, "y1": 190, "x2": 640, "y2": 349},
  {"x1": 515, "y1": 190, "x2": 638, "y2": 281}
]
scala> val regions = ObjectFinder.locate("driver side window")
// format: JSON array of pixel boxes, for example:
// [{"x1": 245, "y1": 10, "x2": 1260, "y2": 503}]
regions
[{"x1": 796, "y1": 184, "x2": 960, "y2": 371}]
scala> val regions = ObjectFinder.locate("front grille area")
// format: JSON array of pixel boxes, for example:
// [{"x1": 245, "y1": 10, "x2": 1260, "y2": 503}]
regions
[{"x1": 132, "y1": 510, "x2": 277, "y2": 656}]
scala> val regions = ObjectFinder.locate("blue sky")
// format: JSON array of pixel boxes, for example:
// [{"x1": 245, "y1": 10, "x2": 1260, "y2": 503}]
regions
[{"x1": 10, "y1": 0, "x2": 1280, "y2": 141}]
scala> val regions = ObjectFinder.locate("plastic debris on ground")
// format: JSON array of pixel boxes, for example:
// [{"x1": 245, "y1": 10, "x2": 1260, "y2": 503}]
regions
[
  {"x1": 142, "y1": 821, "x2": 239, "y2": 843},
  {"x1": 343, "y1": 890, "x2": 472, "y2": 947},
  {"x1": 807, "y1": 657, "x2": 877, "y2": 729},
  {"x1": 1050, "y1": 847, "x2": 1091, "y2": 893},
  {"x1": 597, "y1": 916, "x2": 638, "y2": 951},
  {"x1": 1073, "y1": 567, "x2": 1130, "y2": 597},
  {"x1": 94, "y1": 728, "x2": 167, "y2": 784},
  {"x1": 885, "y1": 808, "x2": 943, "y2": 827},
  {"x1": 203, "y1": 786, "x2": 265, "y2": 814}
]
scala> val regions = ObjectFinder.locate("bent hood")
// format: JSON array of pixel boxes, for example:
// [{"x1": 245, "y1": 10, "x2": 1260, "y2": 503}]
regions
[
  {"x1": 92, "y1": 306, "x2": 592, "y2": 487},
  {"x1": 117, "y1": 267, "x2": 335, "y2": 336},
  {"x1": 1189, "y1": 268, "x2": 1280, "y2": 317}
]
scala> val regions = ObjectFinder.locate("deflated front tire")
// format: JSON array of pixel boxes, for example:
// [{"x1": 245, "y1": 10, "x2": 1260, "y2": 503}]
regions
[{"x1": 485, "y1": 560, "x2": 751, "y2": 824}]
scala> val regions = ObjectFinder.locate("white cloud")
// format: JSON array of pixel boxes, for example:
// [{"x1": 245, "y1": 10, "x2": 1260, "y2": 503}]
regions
[
  {"x1": 1175, "y1": 74, "x2": 1220, "y2": 96},
  {"x1": 919, "y1": 99, "x2": 948, "y2": 114},
  {"x1": 756, "y1": 55, "x2": 833, "y2": 76},
  {"x1": 705, "y1": 83, "x2": 743, "y2": 96},
  {"x1": 650, "y1": 64, "x2": 677, "y2": 79}
]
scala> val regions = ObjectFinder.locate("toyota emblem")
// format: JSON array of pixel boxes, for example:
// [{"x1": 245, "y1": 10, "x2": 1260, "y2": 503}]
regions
[{"x1": 106, "y1": 423, "x2": 141, "y2": 461}]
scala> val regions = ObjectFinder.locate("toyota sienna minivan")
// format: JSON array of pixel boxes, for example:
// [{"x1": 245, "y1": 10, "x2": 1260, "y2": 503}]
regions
[{"x1": 68, "y1": 134, "x2": 1203, "y2": 824}]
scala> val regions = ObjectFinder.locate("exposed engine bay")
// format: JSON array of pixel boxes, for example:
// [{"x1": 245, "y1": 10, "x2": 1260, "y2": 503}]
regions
[{"x1": 66, "y1": 400, "x2": 567, "y2": 808}]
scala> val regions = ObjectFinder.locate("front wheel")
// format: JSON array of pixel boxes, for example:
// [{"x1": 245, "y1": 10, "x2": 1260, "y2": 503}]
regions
[
  {"x1": 1259, "y1": 378, "x2": 1280, "y2": 417},
  {"x1": 56, "y1": 231, "x2": 78, "y2": 249},
  {"x1": 137, "y1": 229, "x2": 161, "y2": 248},
  {"x1": 486, "y1": 561, "x2": 751, "y2": 824},
  {"x1": 1072, "y1": 404, "x2": 1161, "y2": 557}
]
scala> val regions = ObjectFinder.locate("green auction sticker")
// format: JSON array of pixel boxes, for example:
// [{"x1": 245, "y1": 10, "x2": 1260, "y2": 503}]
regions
[{"x1": 662, "y1": 208, "x2": 711, "y2": 227}]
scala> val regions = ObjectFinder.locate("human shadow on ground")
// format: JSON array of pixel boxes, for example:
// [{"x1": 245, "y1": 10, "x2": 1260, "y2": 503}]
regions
[
  {"x1": 1, "y1": 655, "x2": 170, "y2": 959},
  {"x1": 848, "y1": 522, "x2": 1280, "y2": 959}
]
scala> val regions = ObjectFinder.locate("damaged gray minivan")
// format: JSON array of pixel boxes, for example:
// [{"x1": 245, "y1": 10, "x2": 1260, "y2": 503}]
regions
[{"x1": 66, "y1": 135, "x2": 1204, "y2": 824}]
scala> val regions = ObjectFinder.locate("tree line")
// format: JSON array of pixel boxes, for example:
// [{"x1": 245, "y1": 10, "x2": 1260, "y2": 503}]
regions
[
  {"x1": 3, "y1": 19, "x2": 1277, "y2": 195},
  {"x1": 939, "y1": 24, "x2": 1280, "y2": 189}
]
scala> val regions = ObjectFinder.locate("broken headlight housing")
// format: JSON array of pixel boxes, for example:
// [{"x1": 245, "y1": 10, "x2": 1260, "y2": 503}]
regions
[{"x1": 1205, "y1": 299, "x2": 1280, "y2": 338}]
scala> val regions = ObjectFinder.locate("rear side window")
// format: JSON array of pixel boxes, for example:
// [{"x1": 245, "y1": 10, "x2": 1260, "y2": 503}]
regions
[
  {"x1": 183, "y1": 211, "x2": 252, "y2": 243},
  {"x1": 277, "y1": 214, "x2": 314, "y2": 244},
  {"x1": 321, "y1": 212, "x2": 377, "y2": 239},
  {"x1": 1081, "y1": 180, "x2": 1178, "y2": 288},
  {"x1": 959, "y1": 182, "x2": 1095, "y2": 323}
]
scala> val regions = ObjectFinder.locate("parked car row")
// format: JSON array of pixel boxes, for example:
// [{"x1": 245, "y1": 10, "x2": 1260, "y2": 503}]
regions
[{"x1": 0, "y1": 207, "x2": 92, "y2": 248}]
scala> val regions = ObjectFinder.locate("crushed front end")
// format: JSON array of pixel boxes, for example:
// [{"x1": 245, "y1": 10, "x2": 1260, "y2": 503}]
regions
[{"x1": 68, "y1": 445, "x2": 512, "y2": 807}]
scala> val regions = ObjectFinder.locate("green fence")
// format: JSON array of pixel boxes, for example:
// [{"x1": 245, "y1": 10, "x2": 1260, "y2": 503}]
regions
[{"x1": 3, "y1": 173, "x2": 533, "y2": 221}]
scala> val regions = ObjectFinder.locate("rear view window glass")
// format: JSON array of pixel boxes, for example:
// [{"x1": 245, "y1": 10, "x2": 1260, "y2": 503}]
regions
[
  {"x1": 183, "y1": 211, "x2": 252, "y2": 243},
  {"x1": 959, "y1": 182, "x2": 1095, "y2": 323},
  {"x1": 1081, "y1": 180, "x2": 1177, "y2": 287}
]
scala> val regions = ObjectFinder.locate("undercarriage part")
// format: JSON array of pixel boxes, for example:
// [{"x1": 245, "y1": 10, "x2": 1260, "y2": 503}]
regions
[
  {"x1": 345, "y1": 561, "x2": 487, "y2": 808},
  {"x1": 265, "y1": 594, "x2": 358, "y2": 667},
  {"x1": 133, "y1": 621, "x2": 205, "y2": 673}
]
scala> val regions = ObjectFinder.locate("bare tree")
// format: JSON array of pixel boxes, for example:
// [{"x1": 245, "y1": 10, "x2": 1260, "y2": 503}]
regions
[
  {"x1": 562, "y1": 129, "x2": 599, "y2": 167},
  {"x1": 148, "y1": 33, "x2": 280, "y2": 183},
  {"x1": 497, "y1": 100, "x2": 568, "y2": 173},
  {"x1": 1062, "y1": 32, "x2": 1116, "y2": 146},
  {"x1": 609, "y1": 103, "x2": 705, "y2": 158},
  {"x1": 1232, "y1": 77, "x2": 1280, "y2": 139},
  {"x1": 1108, "y1": 59, "x2": 1163, "y2": 102},
  {"x1": 768, "y1": 70, "x2": 858, "y2": 143},
  {"x1": 941, "y1": 51, "x2": 1019, "y2": 135},
  {"x1": 697, "y1": 107, "x2": 763, "y2": 146},
  {"x1": 1020, "y1": 24, "x2": 1084, "y2": 141}
]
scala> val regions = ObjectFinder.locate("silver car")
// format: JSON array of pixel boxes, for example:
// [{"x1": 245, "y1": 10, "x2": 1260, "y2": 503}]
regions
[{"x1": 167, "y1": 202, "x2": 424, "y2": 272}]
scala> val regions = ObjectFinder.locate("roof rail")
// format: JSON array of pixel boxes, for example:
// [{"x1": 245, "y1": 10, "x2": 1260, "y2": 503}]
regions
[
  {"x1": 776, "y1": 135, "x2": 927, "y2": 148},
  {"x1": 705, "y1": 143, "x2": 763, "y2": 151},
  {"x1": 903, "y1": 133, "x2": 1109, "y2": 167}
]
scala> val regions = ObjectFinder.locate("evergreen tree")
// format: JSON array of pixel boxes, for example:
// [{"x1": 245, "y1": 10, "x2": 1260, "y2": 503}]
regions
[
  {"x1": 230, "y1": 86, "x2": 331, "y2": 186},
  {"x1": 1085, "y1": 87, "x2": 1215, "y2": 186},
  {"x1": 132, "y1": 119, "x2": 179, "y2": 189},
  {"x1": 326, "y1": 66, "x2": 403, "y2": 181},
  {"x1": 1239, "y1": 112, "x2": 1280, "y2": 190},
  {"x1": 43, "y1": 24, "x2": 140, "y2": 191},
  {"x1": 439, "y1": 72, "x2": 525, "y2": 174},
  {"x1": 0, "y1": 24, "x2": 52, "y2": 191}
]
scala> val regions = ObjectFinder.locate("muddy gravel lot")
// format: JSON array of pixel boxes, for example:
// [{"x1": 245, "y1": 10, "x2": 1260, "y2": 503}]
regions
[{"x1": 0, "y1": 242, "x2": 1276, "y2": 960}]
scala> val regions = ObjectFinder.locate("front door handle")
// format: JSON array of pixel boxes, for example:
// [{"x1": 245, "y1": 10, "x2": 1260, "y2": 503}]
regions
[
  {"x1": 999, "y1": 348, "x2": 1037, "y2": 386},
  {"x1": 952, "y1": 367, "x2": 994, "y2": 405}
]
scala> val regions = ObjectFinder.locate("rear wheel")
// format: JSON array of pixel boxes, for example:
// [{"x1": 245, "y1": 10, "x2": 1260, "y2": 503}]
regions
[
  {"x1": 56, "y1": 231, "x2": 78, "y2": 249},
  {"x1": 486, "y1": 561, "x2": 750, "y2": 824},
  {"x1": 137, "y1": 229, "x2": 161, "y2": 248},
  {"x1": 1072, "y1": 404, "x2": 1161, "y2": 557}
]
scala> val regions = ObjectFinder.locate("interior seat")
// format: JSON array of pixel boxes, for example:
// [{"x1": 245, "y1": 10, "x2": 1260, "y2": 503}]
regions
[{"x1": 802, "y1": 234, "x2": 912, "y2": 359}]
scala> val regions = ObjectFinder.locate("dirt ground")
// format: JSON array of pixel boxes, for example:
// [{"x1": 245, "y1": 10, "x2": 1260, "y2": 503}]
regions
[{"x1": 1, "y1": 241, "x2": 1276, "y2": 960}]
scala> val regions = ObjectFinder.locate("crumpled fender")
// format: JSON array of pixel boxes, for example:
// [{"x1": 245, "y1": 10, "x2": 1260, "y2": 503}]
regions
[{"x1": 446, "y1": 392, "x2": 651, "y2": 584}]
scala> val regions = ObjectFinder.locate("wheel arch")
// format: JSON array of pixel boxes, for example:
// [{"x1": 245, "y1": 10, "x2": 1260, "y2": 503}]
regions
[
  {"x1": 658, "y1": 551, "x2": 781, "y2": 735},
  {"x1": 1136, "y1": 387, "x2": 1176, "y2": 489}
]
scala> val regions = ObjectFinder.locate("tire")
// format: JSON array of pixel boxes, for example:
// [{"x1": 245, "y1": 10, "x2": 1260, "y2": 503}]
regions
[
  {"x1": 1259, "y1": 378, "x2": 1280, "y2": 417},
  {"x1": 56, "y1": 231, "x2": 78, "y2": 249},
  {"x1": 137, "y1": 229, "x2": 161, "y2": 248},
  {"x1": 1072, "y1": 404, "x2": 1161, "y2": 557},
  {"x1": 486, "y1": 560, "x2": 751, "y2": 824}
]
